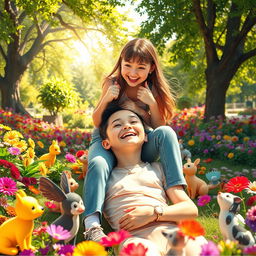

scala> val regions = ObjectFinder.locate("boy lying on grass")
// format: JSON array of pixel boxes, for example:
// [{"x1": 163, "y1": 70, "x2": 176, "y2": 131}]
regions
[{"x1": 98, "y1": 104, "x2": 207, "y2": 255}]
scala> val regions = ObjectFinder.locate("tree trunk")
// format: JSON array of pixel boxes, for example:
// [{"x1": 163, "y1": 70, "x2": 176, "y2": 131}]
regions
[
  {"x1": 0, "y1": 78, "x2": 30, "y2": 115},
  {"x1": 204, "y1": 65, "x2": 234, "y2": 121}
]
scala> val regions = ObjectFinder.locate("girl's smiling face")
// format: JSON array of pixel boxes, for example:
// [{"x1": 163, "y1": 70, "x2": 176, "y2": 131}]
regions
[{"x1": 121, "y1": 59, "x2": 154, "y2": 87}]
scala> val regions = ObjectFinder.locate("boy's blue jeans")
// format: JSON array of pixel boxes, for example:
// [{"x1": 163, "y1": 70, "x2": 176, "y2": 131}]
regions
[{"x1": 82, "y1": 126, "x2": 185, "y2": 219}]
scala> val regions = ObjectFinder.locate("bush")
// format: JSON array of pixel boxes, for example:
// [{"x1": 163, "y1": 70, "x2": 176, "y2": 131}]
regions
[
  {"x1": 177, "y1": 96, "x2": 192, "y2": 110},
  {"x1": 37, "y1": 78, "x2": 80, "y2": 116}
]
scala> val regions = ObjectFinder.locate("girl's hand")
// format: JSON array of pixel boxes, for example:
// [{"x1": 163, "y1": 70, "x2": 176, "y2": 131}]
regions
[
  {"x1": 119, "y1": 206, "x2": 155, "y2": 231},
  {"x1": 104, "y1": 81, "x2": 120, "y2": 103},
  {"x1": 137, "y1": 81, "x2": 156, "y2": 107}
]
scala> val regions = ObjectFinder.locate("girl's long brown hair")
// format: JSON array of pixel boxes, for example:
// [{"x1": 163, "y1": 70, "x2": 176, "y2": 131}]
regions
[{"x1": 103, "y1": 38, "x2": 176, "y2": 122}]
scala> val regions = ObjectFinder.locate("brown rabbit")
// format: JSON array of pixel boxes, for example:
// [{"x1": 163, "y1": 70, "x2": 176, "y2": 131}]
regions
[{"x1": 183, "y1": 158, "x2": 208, "y2": 199}]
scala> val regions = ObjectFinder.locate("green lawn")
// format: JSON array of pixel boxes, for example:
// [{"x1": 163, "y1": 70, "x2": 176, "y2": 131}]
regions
[{"x1": 38, "y1": 157, "x2": 255, "y2": 245}]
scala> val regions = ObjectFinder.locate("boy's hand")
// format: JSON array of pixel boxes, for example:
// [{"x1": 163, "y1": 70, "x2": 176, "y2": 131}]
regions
[
  {"x1": 137, "y1": 81, "x2": 156, "y2": 107},
  {"x1": 104, "y1": 81, "x2": 120, "y2": 103},
  {"x1": 119, "y1": 206, "x2": 155, "y2": 231}
]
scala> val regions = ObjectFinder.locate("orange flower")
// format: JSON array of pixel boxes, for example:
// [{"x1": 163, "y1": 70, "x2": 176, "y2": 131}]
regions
[
  {"x1": 178, "y1": 220, "x2": 205, "y2": 239},
  {"x1": 0, "y1": 215, "x2": 9, "y2": 225},
  {"x1": 5, "y1": 205, "x2": 16, "y2": 217},
  {"x1": 28, "y1": 185, "x2": 41, "y2": 195}
]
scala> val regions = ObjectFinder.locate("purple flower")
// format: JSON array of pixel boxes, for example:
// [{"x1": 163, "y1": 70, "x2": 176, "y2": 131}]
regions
[
  {"x1": 18, "y1": 249, "x2": 35, "y2": 256},
  {"x1": 245, "y1": 217, "x2": 256, "y2": 232},
  {"x1": 203, "y1": 149, "x2": 209, "y2": 154},
  {"x1": 243, "y1": 245, "x2": 256, "y2": 255},
  {"x1": 38, "y1": 246, "x2": 50, "y2": 255},
  {"x1": 58, "y1": 244, "x2": 75, "y2": 255},
  {"x1": 197, "y1": 195, "x2": 211, "y2": 206},
  {"x1": 65, "y1": 153, "x2": 76, "y2": 163},
  {"x1": 200, "y1": 241, "x2": 220, "y2": 256},
  {"x1": 8, "y1": 147, "x2": 21, "y2": 155},
  {"x1": 46, "y1": 224, "x2": 71, "y2": 240},
  {"x1": 0, "y1": 177, "x2": 17, "y2": 195}
]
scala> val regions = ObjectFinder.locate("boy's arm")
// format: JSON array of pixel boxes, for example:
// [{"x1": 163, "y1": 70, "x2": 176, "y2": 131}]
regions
[{"x1": 158, "y1": 185, "x2": 198, "y2": 222}]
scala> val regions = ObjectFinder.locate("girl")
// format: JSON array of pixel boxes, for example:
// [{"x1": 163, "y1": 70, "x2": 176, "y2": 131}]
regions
[{"x1": 83, "y1": 38, "x2": 186, "y2": 241}]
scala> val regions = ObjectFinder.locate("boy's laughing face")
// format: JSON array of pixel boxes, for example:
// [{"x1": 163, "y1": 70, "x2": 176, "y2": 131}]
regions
[{"x1": 102, "y1": 110, "x2": 146, "y2": 150}]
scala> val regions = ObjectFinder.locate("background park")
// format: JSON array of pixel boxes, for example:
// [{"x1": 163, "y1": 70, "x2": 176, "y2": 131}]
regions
[{"x1": 0, "y1": 0, "x2": 256, "y2": 255}]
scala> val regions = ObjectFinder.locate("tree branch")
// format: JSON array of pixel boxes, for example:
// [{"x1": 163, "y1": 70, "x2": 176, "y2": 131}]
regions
[
  {"x1": 41, "y1": 37, "x2": 73, "y2": 49},
  {"x1": 206, "y1": 0, "x2": 216, "y2": 36},
  {"x1": 192, "y1": 0, "x2": 218, "y2": 63},
  {"x1": 19, "y1": 24, "x2": 36, "y2": 54},
  {"x1": 239, "y1": 48, "x2": 256, "y2": 64}
]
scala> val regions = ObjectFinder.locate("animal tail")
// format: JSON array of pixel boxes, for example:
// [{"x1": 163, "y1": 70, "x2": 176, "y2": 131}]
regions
[{"x1": 208, "y1": 183, "x2": 220, "y2": 190}]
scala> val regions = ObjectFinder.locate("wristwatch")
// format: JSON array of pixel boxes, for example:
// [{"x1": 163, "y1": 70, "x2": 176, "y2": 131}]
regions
[{"x1": 154, "y1": 205, "x2": 163, "y2": 221}]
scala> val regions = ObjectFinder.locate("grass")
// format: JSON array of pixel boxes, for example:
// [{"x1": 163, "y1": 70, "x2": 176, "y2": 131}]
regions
[{"x1": 38, "y1": 157, "x2": 255, "y2": 245}]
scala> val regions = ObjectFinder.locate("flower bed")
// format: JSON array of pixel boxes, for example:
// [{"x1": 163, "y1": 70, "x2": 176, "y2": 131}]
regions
[
  {"x1": 171, "y1": 106, "x2": 256, "y2": 166},
  {"x1": 1, "y1": 107, "x2": 256, "y2": 255}
]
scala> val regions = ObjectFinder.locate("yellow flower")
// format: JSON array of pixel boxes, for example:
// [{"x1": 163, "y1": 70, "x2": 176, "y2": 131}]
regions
[
  {"x1": 188, "y1": 140, "x2": 195, "y2": 146},
  {"x1": 73, "y1": 241, "x2": 107, "y2": 256},
  {"x1": 28, "y1": 138, "x2": 35, "y2": 149},
  {"x1": 59, "y1": 141, "x2": 66, "y2": 147},
  {"x1": 27, "y1": 147, "x2": 35, "y2": 159},
  {"x1": 243, "y1": 137, "x2": 250, "y2": 142},
  {"x1": 0, "y1": 124, "x2": 12, "y2": 131},
  {"x1": 227, "y1": 152, "x2": 234, "y2": 159},
  {"x1": 3, "y1": 130, "x2": 23, "y2": 143},
  {"x1": 39, "y1": 163, "x2": 48, "y2": 176},
  {"x1": 223, "y1": 135, "x2": 231, "y2": 141},
  {"x1": 37, "y1": 141, "x2": 44, "y2": 148},
  {"x1": 12, "y1": 140, "x2": 27, "y2": 152},
  {"x1": 211, "y1": 135, "x2": 216, "y2": 139}
]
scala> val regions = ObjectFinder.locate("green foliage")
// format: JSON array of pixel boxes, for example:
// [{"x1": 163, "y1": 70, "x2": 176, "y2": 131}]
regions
[
  {"x1": 177, "y1": 96, "x2": 192, "y2": 110},
  {"x1": 37, "y1": 78, "x2": 81, "y2": 116}
]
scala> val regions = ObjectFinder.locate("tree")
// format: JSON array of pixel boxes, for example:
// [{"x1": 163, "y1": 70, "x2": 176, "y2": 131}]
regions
[
  {"x1": 0, "y1": 0, "x2": 124, "y2": 114},
  {"x1": 137, "y1": 0, "x2": 256, "y2": 121}
]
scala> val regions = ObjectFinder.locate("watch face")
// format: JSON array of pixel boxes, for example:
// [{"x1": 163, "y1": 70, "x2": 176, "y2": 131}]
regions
[{"x1": 155, "y1": 206, "x2": 163, "y2": 215}]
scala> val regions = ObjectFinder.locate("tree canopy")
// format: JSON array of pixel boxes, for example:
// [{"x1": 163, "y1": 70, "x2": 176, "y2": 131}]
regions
[
  {"x1": 137, "y1": 0, "x2": 256, "y2": 120},
  {"x1": 0, "y1": 0, "x2": 125, "y2": 114}
]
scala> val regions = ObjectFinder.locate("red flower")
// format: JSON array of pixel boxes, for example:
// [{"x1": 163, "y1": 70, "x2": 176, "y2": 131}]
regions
[
  {"x1": 247, "y1": 196, "x2": 256, "y2": 207},
  {"x1": 178, "y1": 220, "x2": 205, "y2": 240},
  {"x1": 203, "y1": 158, "x2": 213, "y2": 163},
  {"x1": 120, "y1": 242, "x2": 148, "y2": 256},
  {"x1": 100, "y1": 230, "x2": 131, "y2": 247},
  {"x1": 224, "y1": 176, "x2": 250, "y2": 193},
  {"x1": 0, "y1": 159, "x2": 20, "y2": 179}
]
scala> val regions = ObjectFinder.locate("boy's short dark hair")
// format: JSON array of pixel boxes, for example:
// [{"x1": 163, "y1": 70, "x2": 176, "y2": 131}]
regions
[{"x1": 99, "y1": 102, "x2": 144, "y2": 139}]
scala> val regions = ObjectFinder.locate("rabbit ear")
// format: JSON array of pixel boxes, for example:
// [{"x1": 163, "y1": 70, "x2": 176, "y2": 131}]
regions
[
  {"x1": 60, "y1": 171, "x2": 70, "y2": 194},
  {"x1": 39, "y1": 177, "x2": 67, "y2": 202}
]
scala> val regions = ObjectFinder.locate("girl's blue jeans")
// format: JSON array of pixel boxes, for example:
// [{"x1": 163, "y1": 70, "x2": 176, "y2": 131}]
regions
[{"x1": 82, "y1": 126, "x2": 186, "y2": 219}]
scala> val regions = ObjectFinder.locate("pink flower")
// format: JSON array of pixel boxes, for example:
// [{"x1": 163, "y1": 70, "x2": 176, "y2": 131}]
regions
[
  {"x1": 100, "y1": 230, "x2": 131, "y2": 247},
  {"x1": 246, "y1": 206, "x2": 256, "y2": 221},
  {"x1": 45, "y1": 201, "x2": 57, "y2": 209},
  {"x1": 8, "y1": 147, "x2": 21, "y2": 155},
  {"x1": 46, "y1": 224, "x2": 71, "y2": 240},
  {"x1": 65, "y1": 153, "x2": 76, "y2": 163},
  {"x1": 120, "y1": 242, "x2": 148, "y2": 256},
  {"x1": 0, "y1": 177, "x2": 17, "y2": 195},
  {"x1": 197, "y1": 195, "x2": 211, "y2": 206}
]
